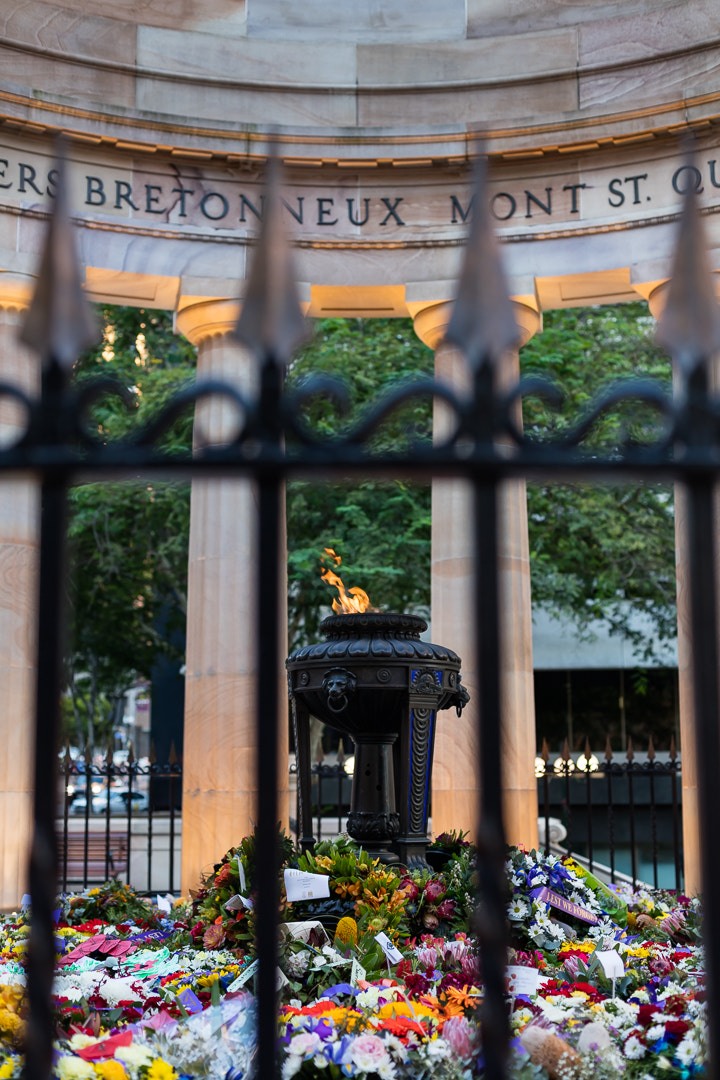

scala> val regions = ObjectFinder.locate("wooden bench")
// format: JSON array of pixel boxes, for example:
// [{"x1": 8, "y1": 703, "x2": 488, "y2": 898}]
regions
[{"x1": 57, "y1": 832, "x2": 129, "y2": 884}]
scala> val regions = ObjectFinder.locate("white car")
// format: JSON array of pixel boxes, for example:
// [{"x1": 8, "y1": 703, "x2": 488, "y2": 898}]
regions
[{"x1": 70, "y1": 790, "x2": 149, "y2": 815}]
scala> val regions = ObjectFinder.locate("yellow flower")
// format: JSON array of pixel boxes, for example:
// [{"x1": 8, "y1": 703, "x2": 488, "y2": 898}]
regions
[
  {"x1": 146, "y1": 1060, "x2": 178, "y2": 1080},
  {"x1": 94, "y1": 1062, "x2": 127, "y2": 1080},
  {"x1": 0, "y1": 1061, "x2": 15, "y2": 1079},
  {"x1": 335, "y1": 917, "x2": 358, "y2": 947}
]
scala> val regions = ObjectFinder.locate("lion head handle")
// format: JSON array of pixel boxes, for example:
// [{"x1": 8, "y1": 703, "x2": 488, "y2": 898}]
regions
[
  {"x1": 453, "y1": 677, "x2": 470, "y2": 717},
  {"x1": 321, "y1": 668, "x2": 357, "y2": 714}
]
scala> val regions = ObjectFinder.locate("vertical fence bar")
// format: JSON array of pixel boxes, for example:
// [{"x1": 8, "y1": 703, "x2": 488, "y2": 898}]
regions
[
  {"x1": 647, "y1": 738, "x2": 659, "y2": 889},
  {"x1": 626, "y1": 739, "x2": 639, "y2": 888},
  {"x1": 670, "y1": 737, "x2": 682, "y2": 892},
  {"x1": 25, "y1": 473, "x2": 68, "y2": 1080},
  {"x1": 685, "y1": 466, "x2": 720, "y2": 1073},
  {"x1": 169, "y1": 766, "x2": 177, "y2": 894},
  {"x1": 255, "y1": 354, "x2": 284, "y2": 1080},
  {"x1": 473, "y1": 472, "x2": 508, "y2": 1080},
  {"x1": 584, "y1": 739, "x2": 594, "y2": 872},
  {"x1": 604, "y1": 738, "x2": 616, "y2": 883},
  {"x1": 147, "y1": 758, "x2": 154, "y2": 893}
]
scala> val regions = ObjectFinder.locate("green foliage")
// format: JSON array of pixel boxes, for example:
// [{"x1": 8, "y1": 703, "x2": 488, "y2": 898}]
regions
[
  {"x1": 61, "y1": 879, "x2": 163, "y2": 927},
  {"x1": 66, "y1": 306, "x2": 196, "y2": 743},
  {"x1": 286, "y1": 318, "x2": 434, "y2": 646},
  {"x1": 520, "y1": 303, "x2": 676, "y2": 660}
]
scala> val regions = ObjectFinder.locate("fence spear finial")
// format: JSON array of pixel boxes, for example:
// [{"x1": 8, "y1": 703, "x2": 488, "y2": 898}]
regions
[
  {"x1": 444, "y1": 149, "x2": 520, "y2": 367},
  {"x1": 233, "y1": 149, "x2": 311, "y2": 364},
  {"x1": 19, "y1": 136, "x2": 99, "y2": 368},
  {"x1": 656, "y1": 146, "x2": 720, "y2": 372}
]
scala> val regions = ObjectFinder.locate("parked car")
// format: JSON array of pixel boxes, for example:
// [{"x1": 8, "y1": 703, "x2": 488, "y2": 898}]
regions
[{"x1": 70, "y1": 790, "x2": 149, "y2": 815}]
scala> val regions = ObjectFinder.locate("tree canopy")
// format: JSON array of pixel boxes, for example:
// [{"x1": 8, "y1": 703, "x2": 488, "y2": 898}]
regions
[
  {"x1": 66, "y1": 306, "x2": 195, "y2": 745},
  {"x1": 520, "y1": 303, "x2": 675, "y2": 660}
]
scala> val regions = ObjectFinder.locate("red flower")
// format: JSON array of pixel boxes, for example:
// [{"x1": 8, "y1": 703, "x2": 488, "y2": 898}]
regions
[
  {"x1": 437, "y1": 899, "x2": 457, "y2": 919},
  {"x1": 665, "y1": 1019, "x2": 691, "y2": 1040},
  {"x1": 399, "y1": 879, "x2": 419, "y2": 901},
  {"x1": 424, "y1": 880, "x2": 446, "y2": 904}
]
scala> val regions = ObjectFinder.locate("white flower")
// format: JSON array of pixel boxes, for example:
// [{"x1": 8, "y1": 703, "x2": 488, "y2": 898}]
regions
[
  {"x1": 312, "y1": 955, "x2": 326, "y2": 969},
  {"x1": 675, "y1": 1032, "x2": 701, "y2": 1067},
  {"x1": 116, "y1": 1045, "x2": 155, "y2": 1068},
  {"x1": 508, "y1": 899, "x2": 529, "y2": 921},
  {"x1": 56, "y1": 1057, "x2": 96, "y2": 1080},
  {"x1": 624, "y1": 1036, "x2": 647, "y2": 1060},
  {"x1": 285, "y1": 951, "x2": 310, "y2": 977},
  {"x1": 646, "y1": 1024, "x2": 666, "y2": 1042}
]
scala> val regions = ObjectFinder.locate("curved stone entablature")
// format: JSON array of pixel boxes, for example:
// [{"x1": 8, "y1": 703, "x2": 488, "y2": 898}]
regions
[
  {"x1": 2, "y1": 0, "x2": 720, "y2": 312},
  {"x1": 1, "y1": 0, "x2": 720, "y2": 158}
]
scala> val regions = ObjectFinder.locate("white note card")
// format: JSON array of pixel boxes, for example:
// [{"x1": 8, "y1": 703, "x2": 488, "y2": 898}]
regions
[
  {"x1": 284, "y1": 869, "x2": 331, "y2": 902},
  {"x1": 596, "y1": 951, "x2": 625, "y2": 979},
  {"x1": 506, "y1": 965, "x2": 540, "y2": 996},
  {"x1": 374, "y1": 931, "x2": 403, "y2": 965}
]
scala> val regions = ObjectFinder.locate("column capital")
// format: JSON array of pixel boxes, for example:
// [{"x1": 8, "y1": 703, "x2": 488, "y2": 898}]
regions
[
  {"x1": 175, "y1": 297, "x2": 241, "y2": 346},
  {"x1": 0, "y1": 273, "x2": 35, "y2": 313},
  {"x1": 647, "y1": 281, "x2": 670, "y2": 321},
  {"x1": 412, "y1": 299, "x2": 541, "y2": 351}
]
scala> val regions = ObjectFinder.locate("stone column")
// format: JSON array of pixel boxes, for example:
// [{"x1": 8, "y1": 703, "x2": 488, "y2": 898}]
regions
[
  {"x1": 413, "y1": 301, "x2": 540, "y2": 850},
  {"x1": 648, "y1": 283, "x2": 702, "y2": 896},
  {"x1": 0, "y1": 274, "x2": 40, "y2": 908},
  {"x1": 176, "y1": 298, "x2": 289, "y2": 895}
]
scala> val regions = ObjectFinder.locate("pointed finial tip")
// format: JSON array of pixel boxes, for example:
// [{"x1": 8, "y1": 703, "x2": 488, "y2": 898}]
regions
[
  {"x1": 444, "y1": 151, "x2": 520, "y2": 365},
  {"x1": 19, "y1": 136, "x2": 99, "y2": 367},
  {"x1": 656, "y1": 146, "x2": 720, "y2": 368},
  {"x1": 233, "y1": 149, "x2": 311, "y2": 364}
]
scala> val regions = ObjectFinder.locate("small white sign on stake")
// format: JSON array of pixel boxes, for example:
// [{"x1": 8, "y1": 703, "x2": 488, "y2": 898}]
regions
[
  {"x1": 595, "y1": 951, "x2": 625, "y2": 980},
  {"x1": 284, "y1": 869, "x2": 330, "y2": 902},
  {"x1": 350, "y1": 958, "x2": 367, "y2": 985},
  {"x1": 374, "y1": 931, "x2": 403, "y2": 965}
]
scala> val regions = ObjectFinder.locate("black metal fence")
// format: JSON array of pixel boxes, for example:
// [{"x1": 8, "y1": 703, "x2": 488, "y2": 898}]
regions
[
  {"x1": 537, "y1": 736, "x2": 683, "y2": 891},
  {"x1": 56, "y1": 746, "x2": 182, "y2": 894},
  {"x1": 296, "y1": 739, "x2": 684, "y2": 892},
  {"x1": 10, "y1": 142, "x2": 720, "y2": 1080}
]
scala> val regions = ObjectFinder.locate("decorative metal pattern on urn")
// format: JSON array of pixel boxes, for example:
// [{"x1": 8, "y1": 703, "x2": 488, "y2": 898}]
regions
[{"x1": 287, "y1": 613, "x2": 469, "y2": 865}]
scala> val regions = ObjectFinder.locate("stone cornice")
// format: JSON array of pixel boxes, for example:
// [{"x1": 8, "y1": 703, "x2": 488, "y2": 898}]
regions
[{"x1": 1, "y1": 90, "x2": 719, "y2": 169}]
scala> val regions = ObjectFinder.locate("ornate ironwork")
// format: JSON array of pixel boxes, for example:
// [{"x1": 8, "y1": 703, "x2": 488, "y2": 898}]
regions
[{"x1": 11, "y1": 137, "x2": 720, "y2": 1080}]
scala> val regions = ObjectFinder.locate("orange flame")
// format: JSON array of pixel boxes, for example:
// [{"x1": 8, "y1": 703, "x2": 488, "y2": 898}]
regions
[{"x1": 321, "y1": 548, "x2": 376, "y2": 614}]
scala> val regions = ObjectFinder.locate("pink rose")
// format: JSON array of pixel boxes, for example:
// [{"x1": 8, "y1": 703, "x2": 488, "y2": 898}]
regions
[
  {"x1": 351, "y1": 1035, "x2": 390, "y2": 1072},
  {"x1": 289, "y1": 1032, "x2": 323, "y2": 1057}
]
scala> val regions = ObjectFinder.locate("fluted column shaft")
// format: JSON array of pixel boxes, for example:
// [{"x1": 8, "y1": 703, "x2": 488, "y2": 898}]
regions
[
  {"x1": 414, "y1": 301, "x2": 539, "y2": 849},
  {"x1": 648, "y1": 282, "x2": 702, "y2": 896},
  {"x1": 177, "y1": 299, "x2": 289, "y2": 894},
  {"x1": 0, "y1": 275, "x2": 40, "y2": 908}
]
